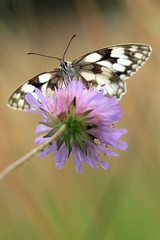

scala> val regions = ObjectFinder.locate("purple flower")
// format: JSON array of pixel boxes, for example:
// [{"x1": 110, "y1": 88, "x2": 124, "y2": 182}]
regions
[{"x1": 25, "y1": 80, "x2": 127, "y2": 173}]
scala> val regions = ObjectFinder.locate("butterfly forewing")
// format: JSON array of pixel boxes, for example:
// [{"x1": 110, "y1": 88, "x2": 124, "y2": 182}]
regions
[{"x1": 77, "y1": 63, "x2": 125, "y2": 98}]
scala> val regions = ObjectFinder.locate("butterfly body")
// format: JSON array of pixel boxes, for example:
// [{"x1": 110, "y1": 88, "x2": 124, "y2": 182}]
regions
[
  {"x1": 8, "y1": 43, "x2": 152, "y2": 110},
  {"x1": 60, "y1": 60, "x2": 79, "y2": 83}
]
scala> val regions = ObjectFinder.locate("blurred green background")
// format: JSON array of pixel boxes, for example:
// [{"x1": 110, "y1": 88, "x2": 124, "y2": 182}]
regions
[{"x1": 0, "y1": 0, "x2": 160, "y2": 239}]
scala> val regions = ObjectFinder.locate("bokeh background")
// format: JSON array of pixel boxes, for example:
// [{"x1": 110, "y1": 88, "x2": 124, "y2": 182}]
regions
[{"x1": 0, "y1": 0, "x2": 160, "y2": 239}]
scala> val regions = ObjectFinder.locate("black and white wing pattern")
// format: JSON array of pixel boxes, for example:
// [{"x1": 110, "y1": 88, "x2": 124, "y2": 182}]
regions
[
  {"x1": 8, "y1": 69, "x2": 62, "y2": 110},
  {"x1": 8, "y1": 43, "x2": 152, "y2": 111},
  {"x1": 73, "y1": 44, "x2": 152, "y2": 99}
]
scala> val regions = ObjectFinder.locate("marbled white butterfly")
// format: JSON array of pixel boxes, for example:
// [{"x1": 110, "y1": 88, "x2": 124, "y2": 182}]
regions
[{"x1": 8, "y1": 35, "x2": 152, "y2": 110}]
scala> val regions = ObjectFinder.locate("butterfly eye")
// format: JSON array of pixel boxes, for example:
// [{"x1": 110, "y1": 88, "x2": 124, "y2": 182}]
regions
[{"x1": 60, "y1": 60, "x2": 67, "y2": 68}]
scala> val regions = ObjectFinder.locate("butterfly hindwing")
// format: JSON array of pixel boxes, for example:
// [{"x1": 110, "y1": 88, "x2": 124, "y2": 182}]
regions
[
  {"x1": 8, "y1": 69, "x2": 62, "y2": 110},
  {"x1": 77, "y1": 63, "x2": 125, "y2": 98}
]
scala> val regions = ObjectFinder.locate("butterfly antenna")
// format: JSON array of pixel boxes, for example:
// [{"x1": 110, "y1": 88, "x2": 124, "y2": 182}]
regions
[
  {"x1": 63, "y1": 34, "x2": 76, "y2": 61},
  {"x1": 27, "y1": 52, "x2": 61, "y2": 61}
]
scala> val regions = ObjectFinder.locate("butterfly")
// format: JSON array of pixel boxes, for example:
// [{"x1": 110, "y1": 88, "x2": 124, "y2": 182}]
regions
[{"x1": 7, "y1": 35, "x2": 152, "y2": 110}]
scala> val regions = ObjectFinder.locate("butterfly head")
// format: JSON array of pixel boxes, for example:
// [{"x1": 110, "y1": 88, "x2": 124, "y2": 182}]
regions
[{"x1": 60, "y1": 60, "x2": 68, "y2": 70}]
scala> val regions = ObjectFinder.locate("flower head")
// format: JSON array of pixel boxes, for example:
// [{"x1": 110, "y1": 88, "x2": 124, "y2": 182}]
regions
[{"x1": 25, "y1": 80, "x2": 127, "y2": 173}]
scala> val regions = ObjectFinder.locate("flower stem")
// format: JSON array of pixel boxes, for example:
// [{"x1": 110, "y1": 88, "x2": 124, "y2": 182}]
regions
[{"x1": 0, "y1": 124, "x2": 66, "y2": 182}]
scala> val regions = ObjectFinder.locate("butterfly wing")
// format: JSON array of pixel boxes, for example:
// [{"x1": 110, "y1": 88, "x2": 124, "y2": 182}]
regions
[
  {"x1": 8, "y1": 44, "x2": 152, "y2": 110},
  {"x1": 73, "y1": 44, "x2": 152, "y2": 99},
  {"x1": 8, "y1": 68, "x2": 62, "y2": 110}
]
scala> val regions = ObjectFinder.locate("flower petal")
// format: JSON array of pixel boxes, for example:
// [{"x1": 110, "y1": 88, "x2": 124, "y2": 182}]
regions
[
  {"x1": 34, "y1": 134, "x2": 49, "y2": 143},
  {"x1": 36, "y1": 124, "x2": 52, "y2": 134},
  {"x1": 38, "y1": 143, "x2": 54, "y2": 157},
  {"x1": 53, "y1": 144, "x2": 67, "y2": 169},
  {"x1": 99, "y1": 160, "x2": 109, "y2": 170},
  {"x1": 25, "y1": 92, "x2": 41, "y2": 110},
  {"x1": 72, "y1": 145, "x2": 83, "y2": 173}
]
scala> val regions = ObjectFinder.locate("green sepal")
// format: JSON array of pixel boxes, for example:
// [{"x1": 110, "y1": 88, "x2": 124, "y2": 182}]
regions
[
  {"x1": 64, "y1": 134, "x2": 73, "y2": 158},
  {"x1": 73, "y1": 132, "x2": 87, "y2": 155},
  {"x1": 39, "y1": 121, "x2": 56, "y2": 128},
  {"x1": 85, "y1": 122, "x2": 97, "y2": 130},
  {"x1": 81, "y1": 131, "x2": 95, "y2": 144},
  {"x1": 57, "y1": 134, "x2": 65, "y2": 150},
  {"x1": 40, "y1": 108, "x2": 57, "y2": 124},
  {"x1": 84, "y1": 117, "x2": 94, "y2": 121},
  {"x1": 43, "y1": 126, "x2": 60, "y2": 138},
  {"x1": 69, "y1": 97, "x2": 76, "y2": 115},
  {"x1": 64, "y1": 97, "x2": 69, "y2": 115},
  {"x1": 75, "y1": 109, "x2": 93, "y2": 121}
]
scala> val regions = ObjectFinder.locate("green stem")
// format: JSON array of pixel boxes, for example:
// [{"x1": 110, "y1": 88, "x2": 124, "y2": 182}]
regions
[{"x1": 0, "y1": 124, "x2": 66, "y2": 182}]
